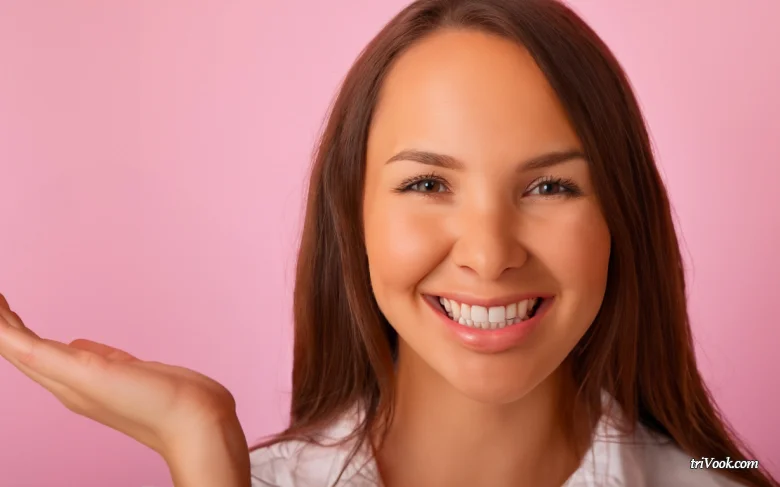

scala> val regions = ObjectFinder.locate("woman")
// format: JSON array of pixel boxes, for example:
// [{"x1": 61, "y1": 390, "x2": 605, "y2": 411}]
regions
[{"x1": 0, "y1": 0, "x2": 776, "y2": 486}]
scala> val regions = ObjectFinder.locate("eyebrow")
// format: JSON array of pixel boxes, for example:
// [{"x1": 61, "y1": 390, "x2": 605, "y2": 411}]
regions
[{"x1": 384, "y1": 148, "x2": 587, "y2": 172}]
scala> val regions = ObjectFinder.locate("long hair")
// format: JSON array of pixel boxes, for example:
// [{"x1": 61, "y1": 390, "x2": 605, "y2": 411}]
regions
[{"x1": 252, "y1": 1, "x2": 778, "y2": 486}]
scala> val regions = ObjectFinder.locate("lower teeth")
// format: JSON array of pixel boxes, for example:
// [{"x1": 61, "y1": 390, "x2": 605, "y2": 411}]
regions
[{"x1": 448, "y1": 316, "x2": 527, "y2": 329}]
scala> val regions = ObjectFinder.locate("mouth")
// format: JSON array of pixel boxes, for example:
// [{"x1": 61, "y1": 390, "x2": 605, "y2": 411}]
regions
[{"x1": 424, "y1": 294, "x2": 546, "y2": 330}]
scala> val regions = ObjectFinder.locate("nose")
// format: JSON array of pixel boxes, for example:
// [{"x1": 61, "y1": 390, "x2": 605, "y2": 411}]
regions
[{"x1": 450, "y1": 203, "x2": 528, "y2": 281}]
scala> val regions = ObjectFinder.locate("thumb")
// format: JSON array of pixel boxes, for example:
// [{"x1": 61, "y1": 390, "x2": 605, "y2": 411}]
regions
[{"x1": 69, "y1": 339, "x2": 138, "y2": 362}]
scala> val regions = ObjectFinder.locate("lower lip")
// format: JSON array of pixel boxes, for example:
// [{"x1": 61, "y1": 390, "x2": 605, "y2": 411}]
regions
[{"x1": 425, "y1": 296, "x2": 552, "y2": 354}]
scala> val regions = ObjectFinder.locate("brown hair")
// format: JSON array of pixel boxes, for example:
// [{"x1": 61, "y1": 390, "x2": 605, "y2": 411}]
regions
[{"x1": 252, "y1": 1, "x2": 778, "y2": 486}]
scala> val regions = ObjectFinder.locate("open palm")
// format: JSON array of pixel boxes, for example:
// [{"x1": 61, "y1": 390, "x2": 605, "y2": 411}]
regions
[{"x1": 0, "y1": 293, "x2": 240, "y2": 458}]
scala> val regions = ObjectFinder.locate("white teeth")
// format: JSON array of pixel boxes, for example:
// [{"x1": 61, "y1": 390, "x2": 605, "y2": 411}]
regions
[
  {"x1": 516, "y1": 299, "x2": 529, "y2": 319},
  {"x1": 471, "y1": 305, "x2": 488, "y2": 323},
  {"x1": 460, "y1": 303, "x2": 471, "y2": 321},
  {"x1": 488, "y1": 306, "x2": 505, "y2": 323},
  {"x1": 438, "y1": 296, "x2": 545, "y2": 329},
  {"x1": 452, "y1": 303, "x2": 461, "y2": 320},
  {"x1": 506, "y1": 302, "x2": 517, "y2": 319}
]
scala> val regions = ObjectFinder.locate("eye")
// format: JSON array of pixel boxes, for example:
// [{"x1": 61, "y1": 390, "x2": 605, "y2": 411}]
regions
[
  {"x1": 530, "y1": 181, "x2": 567, "y2": 196},
  {"x1": 525, "y1": 177, "x2": 581, "y2": 198},
  {"x1": 395, "y1": 173, "x2": 451, "y2": 195},
  {"x1": 408, "y1": 178, "x2": 447, "y2": 193}
]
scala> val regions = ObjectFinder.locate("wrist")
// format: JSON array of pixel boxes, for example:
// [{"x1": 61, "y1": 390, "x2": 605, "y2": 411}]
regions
[{"x1": 165, "y1": 414, "x2": 251, "y2": 487}]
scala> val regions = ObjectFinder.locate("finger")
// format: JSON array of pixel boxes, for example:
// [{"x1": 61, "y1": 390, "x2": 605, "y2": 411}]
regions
[
  {"x1": 0, "y1": 293, "x2": 8, "y2": 310},
  {"x1": 69, "y1": 338, "x2": 138, "y2": 362},
  {"x1": 0, "y1": 328, "x2": 132, "y2": 410},
  {"x1": 0, "y1": 306, "x2": 37, "y2": 339},
  {"x1": 0, "y1": 336, "x2": 118, "y2": 424},
  {"x1": 0, "y1": 327, "x2": 122, "y2": 415},
  {"x1": 0, "y1": 325, "x2": 72, "y2": 395},
  {"x1": 10, "y1": 309, "x2": 28, "y2": 330},
  {"x1": 0, "y1": 322, "x2": 104, "y2": 390},
  {"x1": 0, "y1": 298, "x2": 31, "y2": 330},
  {"x1": 3, "y1": 352, "x2": 70, "y2": 393}
]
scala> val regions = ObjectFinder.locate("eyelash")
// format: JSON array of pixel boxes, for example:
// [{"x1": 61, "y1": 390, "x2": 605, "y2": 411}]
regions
[
  {"x1": 393, "y1": 172, "x2": 583, "y2": 198},
  {"x1": 394, "y1": 172, "x2": 450, "y2": 196}
]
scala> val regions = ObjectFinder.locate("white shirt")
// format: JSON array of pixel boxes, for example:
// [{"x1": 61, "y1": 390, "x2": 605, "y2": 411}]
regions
[{"x1": 250, "y1": 400, "x2": 745, "y2": 486}]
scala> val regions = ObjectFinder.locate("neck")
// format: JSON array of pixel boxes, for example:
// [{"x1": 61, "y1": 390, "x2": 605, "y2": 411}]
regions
[{"x1": 374, "y1": 344, "x2": 585, "y2": 487}]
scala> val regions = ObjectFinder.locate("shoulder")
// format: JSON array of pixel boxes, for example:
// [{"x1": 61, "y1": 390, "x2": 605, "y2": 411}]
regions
[
  {"x1": 568, "y1": 407, "x2": 748, "y2": 486},
  {"x1": 250, "y1": 438, "x2": 378, "y2": 487},
  {"x1": 249, "y1": 444, "x2": 282, "y2": 487},
  {"x1": 630, "y1": 427, "x2": 748, "y2": 487},
  {"x1": 249, "y1": 410, "x2": 378, "y2": 487},
  {"x1": 249, "y1": 440, "x2": 299, "y2": 487}
]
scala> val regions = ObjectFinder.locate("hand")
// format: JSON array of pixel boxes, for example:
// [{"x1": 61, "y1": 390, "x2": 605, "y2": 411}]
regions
[{"x1": 0, "y1": 293, "x2": 251, "y2": 486}]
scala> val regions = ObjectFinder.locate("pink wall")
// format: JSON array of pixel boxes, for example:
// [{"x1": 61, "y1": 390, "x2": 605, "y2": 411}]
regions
[{"x1": 1, "y1": 1, "x2": 777, "y2": 485}]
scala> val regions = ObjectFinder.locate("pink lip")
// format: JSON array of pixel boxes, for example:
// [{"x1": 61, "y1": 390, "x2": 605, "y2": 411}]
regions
[{"x1": 423, "y1": 294, "x2": 553, "y2": 354}]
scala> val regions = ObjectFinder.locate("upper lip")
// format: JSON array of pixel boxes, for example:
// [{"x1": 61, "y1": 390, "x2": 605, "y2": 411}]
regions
[{"x1": 427, "y1": 292, "x2": 552, "y2": 308}]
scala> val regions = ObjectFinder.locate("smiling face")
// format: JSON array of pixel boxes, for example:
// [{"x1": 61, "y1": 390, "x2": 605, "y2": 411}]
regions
[{"x1": 362, "y1": 29, "x2": 611, "y2": 404}]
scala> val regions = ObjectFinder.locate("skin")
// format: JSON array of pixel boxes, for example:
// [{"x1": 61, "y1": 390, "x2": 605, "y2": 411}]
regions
[
  {"x1": 0, "y1": 293, "x2": 250, "y2": 487},
  {"x1": 0, "y1": 26, "x2": 611, "y2": 487},
  {"x1": 363, "y1": 29, "x2": 612, "y2": 487}
]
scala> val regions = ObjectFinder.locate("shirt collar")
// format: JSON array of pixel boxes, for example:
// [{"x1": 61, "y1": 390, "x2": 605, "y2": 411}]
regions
[{"x1": 318, "y1": 392, "x2": 649, "y2": 486}]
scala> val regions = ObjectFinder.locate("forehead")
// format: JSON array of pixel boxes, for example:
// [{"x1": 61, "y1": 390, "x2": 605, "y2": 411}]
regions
[{"x1": 367, "y1": 29, "x2": 581, "y2": 164}]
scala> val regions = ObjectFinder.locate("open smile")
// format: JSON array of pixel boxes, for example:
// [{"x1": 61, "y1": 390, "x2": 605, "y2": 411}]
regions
[
  {"x1": 422, "y1": 293, "x2": 554, "y2": 353},
  {"x1": 428, "y1": 295, "x2": 544, "y2": 330}
]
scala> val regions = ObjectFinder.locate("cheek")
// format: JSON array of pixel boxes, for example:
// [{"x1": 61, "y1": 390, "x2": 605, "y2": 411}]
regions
[
  {"x1": 364, "y1": 196, "x2": 448, "y2": 299},
  {"x1": 530, "y1": 200, "x2": 611, "y2": 313}
]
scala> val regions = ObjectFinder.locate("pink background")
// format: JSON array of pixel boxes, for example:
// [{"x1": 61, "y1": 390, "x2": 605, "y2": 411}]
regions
[{"x1": 1, "y1": 1, "x2": 778, "y2": 485}]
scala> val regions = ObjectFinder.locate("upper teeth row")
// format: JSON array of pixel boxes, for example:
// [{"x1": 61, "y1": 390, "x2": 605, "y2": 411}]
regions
[{"x1": 439, "y1": 297, "x2": 540, "y2": 329}]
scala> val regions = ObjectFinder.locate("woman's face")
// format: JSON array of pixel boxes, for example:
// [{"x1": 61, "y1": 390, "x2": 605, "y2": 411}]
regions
[{"x1": 363, "y1": 29, "x2": 611, "y2": 404}]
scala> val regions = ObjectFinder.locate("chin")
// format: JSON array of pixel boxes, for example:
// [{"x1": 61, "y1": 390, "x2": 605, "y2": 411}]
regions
[{"x1": 441, "y1": 357, "x2": 552, "y2": 406}]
